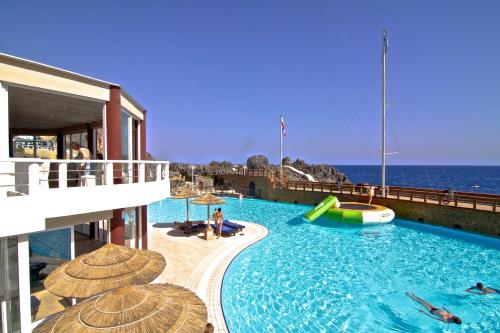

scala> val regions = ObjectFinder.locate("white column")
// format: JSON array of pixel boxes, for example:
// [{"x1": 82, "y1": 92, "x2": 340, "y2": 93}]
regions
[
  {"x1": 17, "y1": 234, "x2": 31, "y2": 333},
  {"x1": 137, "y1": 207, "x2": 142, "y2": 249},
  {"x1": 102, "y1": 104, "x2": 107, "y2": 160},
  {"x1": 105, "y1": 162, "x2": 113, "y2": 185},
  {"x1": 28, "y1": 163, "x2": 40, "y2": 195},
  {"x1": 0, "y1": 83, "x2": 9, "y2": 198},
  {"x1": 139, "y1": 162, "x2": 145, "y2": 183},
  {"x1": 165, "y1": 163, "x2": 171, "y2": 195},
  {"x1": 156, "y1": 163, "x2": 161, "y2": 182},
  {"x1": 58, "y1": 162, "x2": 67, "y2": 189},
  {"x1": 0, "y1": 83, "x2": 8, "y2": 159}
]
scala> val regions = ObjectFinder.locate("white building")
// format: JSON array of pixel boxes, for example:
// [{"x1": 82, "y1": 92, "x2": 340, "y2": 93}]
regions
[{"x1": 0, "y1": 53, "x2": 170, "y2": 332}]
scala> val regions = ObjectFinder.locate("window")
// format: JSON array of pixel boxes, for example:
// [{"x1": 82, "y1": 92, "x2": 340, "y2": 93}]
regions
[
  {"x1": 121, "y1": 111, "x2": 130, "y2": 160},
  {"x1": 12, "y1": 135, "x2": 57, "y2": 159}
]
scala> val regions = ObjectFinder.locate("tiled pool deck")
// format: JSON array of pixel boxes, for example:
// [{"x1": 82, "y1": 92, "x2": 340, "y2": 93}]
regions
[{"x1": 150, "y1": 221, "x2": 268, "y2": 332}]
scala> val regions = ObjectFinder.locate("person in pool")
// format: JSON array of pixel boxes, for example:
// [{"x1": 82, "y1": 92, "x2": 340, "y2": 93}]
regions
[
  {"x1": 466, "y1": 282, "x2": 498, "y2": 295},
  {"x1": 405, "y1": 292, "x2": 462, "y2": 325}
]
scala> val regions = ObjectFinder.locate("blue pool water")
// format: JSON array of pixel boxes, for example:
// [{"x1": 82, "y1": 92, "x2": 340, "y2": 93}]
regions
[{"x1": 148, "y1": 198, "x2": 500, "y2": 332}]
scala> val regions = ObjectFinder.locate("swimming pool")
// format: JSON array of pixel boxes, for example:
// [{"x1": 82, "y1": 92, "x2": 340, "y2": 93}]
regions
[{"x1": 148, "y1": 198, "x2": 500, "y2": 332}]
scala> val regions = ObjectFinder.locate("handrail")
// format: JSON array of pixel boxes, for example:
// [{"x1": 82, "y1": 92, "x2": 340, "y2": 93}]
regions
[
  {"x1": 3, "y1": 158, "x2": 169, "y2": 164},
  {"x1": 210, "y1": 170, "x2": 499, "y2": 213},
  {"x1": 1, "y1": 159, "x2": 170, "y2": 196}
]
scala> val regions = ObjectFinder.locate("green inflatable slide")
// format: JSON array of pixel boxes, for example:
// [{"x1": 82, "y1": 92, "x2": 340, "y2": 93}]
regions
[{"x1": 304, "y1": 195, "x2": 339, "y2": 222}]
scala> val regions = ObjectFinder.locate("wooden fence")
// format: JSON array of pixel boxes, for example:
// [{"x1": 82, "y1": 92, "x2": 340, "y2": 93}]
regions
[{"x1": 210, "y1": 169, "x2": 500, "y2": 213}]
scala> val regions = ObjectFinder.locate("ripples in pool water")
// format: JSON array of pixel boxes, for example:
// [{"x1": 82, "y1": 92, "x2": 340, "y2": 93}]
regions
[{"x1": 148, "y1": 197, "x2": 500, "y2": 332}]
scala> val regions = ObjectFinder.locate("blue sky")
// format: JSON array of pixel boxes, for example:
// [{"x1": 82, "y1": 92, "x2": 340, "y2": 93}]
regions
[{"x1": 1, "y1": 1, "x2": 499, "y2": 165}]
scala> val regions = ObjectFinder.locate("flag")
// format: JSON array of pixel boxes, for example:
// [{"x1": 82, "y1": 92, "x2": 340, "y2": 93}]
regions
[
  {"x1": 383, "y1": 30, "x2": 389, "y2": 54},
  {"x1": 281, "y1": 117, "x2": 286, "y2": 137}
]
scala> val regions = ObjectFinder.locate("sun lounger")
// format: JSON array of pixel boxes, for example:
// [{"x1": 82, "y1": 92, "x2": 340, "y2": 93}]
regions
[
  {"x1": 31, "y1": 295, "x2": 41, "y2": 317},
  {"x1": 211, "y1": 224, "x2": 238, "y2": 236},
  {"x1": 183, "y1": 223, "x2": 206, "y2": 235},
  {"x1": 223, "y1": 220, "x2": 245, "y2": 231},
  {"x1": 30, "y1": 262, "x2": 47, "y2": 282},
  {"x1": 175, "y1": 220, "x2": 204, "y2": 230}
]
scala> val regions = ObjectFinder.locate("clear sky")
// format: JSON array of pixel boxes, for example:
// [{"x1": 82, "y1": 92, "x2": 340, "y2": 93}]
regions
[{"x1": 2, "y1": 1, "x2": 499, "y2": 165}]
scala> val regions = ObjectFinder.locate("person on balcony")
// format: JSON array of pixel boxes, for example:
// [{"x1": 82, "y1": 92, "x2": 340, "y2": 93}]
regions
[{"x1": 71, "y1": 142, "x2": 91, "y2": 186}]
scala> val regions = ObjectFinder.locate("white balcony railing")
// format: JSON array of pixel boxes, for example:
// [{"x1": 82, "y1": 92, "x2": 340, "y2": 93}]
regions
[
  {"x1": 0, "y1": 158, "x2": 169, "y2": 196},
  {"x1": 0, "y1": 158, "x2": 170, "y2": 237}
]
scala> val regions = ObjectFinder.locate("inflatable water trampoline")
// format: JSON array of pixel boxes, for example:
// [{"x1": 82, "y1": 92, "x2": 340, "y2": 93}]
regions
[{"x1": 304, "y1": 195, "x2": 395, "y2": 224}]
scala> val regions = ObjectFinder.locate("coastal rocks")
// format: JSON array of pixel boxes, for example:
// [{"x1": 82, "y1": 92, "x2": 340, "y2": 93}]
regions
[
  {"x1": 282, "y1": 157, "x2": 349, "y2": 183},
  {"x1": 170, "y1": 155, "x2": 349, "y2": 184},
  {"x1": 247, "y1": 155, "x2": 269, "y2": 169}
]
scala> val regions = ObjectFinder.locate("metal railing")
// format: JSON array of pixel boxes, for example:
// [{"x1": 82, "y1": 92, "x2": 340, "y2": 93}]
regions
[{"x1": 0, "y1": 158, "x2": 170, "y2": 196}]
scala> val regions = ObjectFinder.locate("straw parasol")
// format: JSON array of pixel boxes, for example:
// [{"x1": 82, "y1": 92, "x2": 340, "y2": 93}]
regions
[
  {"x1": 34, "y1": 283, "x2": 208, "y2": 333},
  {"x1": 171, "y1": 187, "x2": 199, "y2": 222},
  {"x1": 191, "y1": 193, "x2": 225, "y2": 240},
  {"x1": 44, "y1": 243, "x2": 166, "y2": 299}
]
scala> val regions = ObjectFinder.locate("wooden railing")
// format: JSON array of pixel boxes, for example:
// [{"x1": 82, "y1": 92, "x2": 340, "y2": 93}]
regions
[
  {"x1": 284, "y1": 181, "x2": 500, "y2": 212},
  {"x1": 210, "y1": 169, "x2": 500, "y2": 212}
]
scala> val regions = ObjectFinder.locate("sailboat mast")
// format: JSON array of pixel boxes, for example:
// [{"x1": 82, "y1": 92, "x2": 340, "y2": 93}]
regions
[
  {"x1": 381, "y1": 30, "x2": 388, "y2": 197},
  {"x1": 280, "y1": 115, "x2": 283, "y2": 177}
]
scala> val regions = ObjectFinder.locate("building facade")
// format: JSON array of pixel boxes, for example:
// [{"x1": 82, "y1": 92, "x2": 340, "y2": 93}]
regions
[{"x1": 0, "y1": 53, "x2": 170, "y2": 332}]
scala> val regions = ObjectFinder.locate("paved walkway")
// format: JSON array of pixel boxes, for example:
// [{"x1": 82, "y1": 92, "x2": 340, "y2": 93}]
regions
[{"x1": 150, "y1": 221, "x2": 268, "y2": 332}]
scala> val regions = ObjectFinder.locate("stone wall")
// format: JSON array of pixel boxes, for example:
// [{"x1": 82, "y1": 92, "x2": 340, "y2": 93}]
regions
[
  {"x1": 216, "y1": 174, "x2": 500, "y2": 237},
  {"x1": 213, "y1": 175, "x2": 271, "y2": 198},
  {"x1": 268, "y1": 189, "x2": 500, "y2": 237}
]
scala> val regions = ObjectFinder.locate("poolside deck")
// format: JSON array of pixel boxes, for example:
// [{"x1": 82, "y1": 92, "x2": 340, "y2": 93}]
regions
[{"x1": 150, "y1": 221, "x2": 268, "y2": 332}]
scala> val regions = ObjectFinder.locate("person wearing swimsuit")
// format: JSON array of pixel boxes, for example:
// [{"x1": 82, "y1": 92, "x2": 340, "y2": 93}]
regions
[
  {"x1": 215, "y1": 208, "x2": 224, "y2": 239},
  {"x1": 405, "y1": 292, "x2": 462, "y2": 325},
  {"x1": 466, "y1": 282, "x2": 499, "y2": 295}
]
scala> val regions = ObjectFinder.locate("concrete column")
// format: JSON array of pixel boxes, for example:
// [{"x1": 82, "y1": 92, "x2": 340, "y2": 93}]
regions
[
  {"x1": 141, "y1": 205, "x2": 148, "y2": 250},
  {"x1": 0, "y1": 83, "x2": 8, "y2": 159},
  {"x1": 86, "y1": 124, "x2": 94, "y2": 156},
  {"x1": 17, "y1": 234, "x2": 31, "y2": 333},
  {"x1": 139, "y1": 111, "x2": 148, "y2": 249},
  {"x1": 110, "y1": 209, "x2": 125, "y2": 246},
  {"x1": 106, "y1": 86, "x2": 125, "y2": 245},
  {"x1": 56, "y1": 131, "x2": 64, "y2": 159},
  {"x1": 0, "y1": 83, "x2": 9, "y2": 197},
  {"x1": 105, "y1": 85, "x2": 122, "y2": 178}
]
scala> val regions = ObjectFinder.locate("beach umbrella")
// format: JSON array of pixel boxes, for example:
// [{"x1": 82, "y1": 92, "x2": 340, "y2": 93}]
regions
[
  {"x1": 34, "y1": 284, "x2": 208, "y2": 333},
  {"x1": 44, "y1": 243, "x2": 166, "y2": 299},
  {"x1": 171, "y1": 187, "x2": 199, "y2": 222},
  {"x1": 191, "y1": 193, "x2": 225, "y2": 240}
]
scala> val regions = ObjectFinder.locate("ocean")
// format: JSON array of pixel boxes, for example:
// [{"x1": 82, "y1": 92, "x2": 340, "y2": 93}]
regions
[{"x1": 334, "y1": 165, "x2": 500, "y2": 195}]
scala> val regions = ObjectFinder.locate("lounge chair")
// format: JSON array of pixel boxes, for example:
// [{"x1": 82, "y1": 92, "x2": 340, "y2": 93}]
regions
[
  {"x1": 30, "y1": 262, "x2": 47, "y2": 282},
  {"x1": 175, "y1": 220, "x2": 204, "y2": 230},
  {"x1": 211, "y1": 224, "x2": 238, "y2": 237},
  {"x1": 31, "y1": 296, "x2": 41, "y2": 318},
  {"x1": 183, "y1": 223, "x2": 206, "y2": 235},
  {"x1": 222, "y1": 220, "x2": 245, "y2": 231}
]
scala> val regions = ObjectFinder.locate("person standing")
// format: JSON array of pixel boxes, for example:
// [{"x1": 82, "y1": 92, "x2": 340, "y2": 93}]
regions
[
  {"x1": 71, "y1": 142, "x2": 91, "y2": 186},
  {"x1": 215, "y1": 208, "x2": 224, "y2": 239},
  {"x1": 368, "y1": 186, "x2": 375, "y2": 204}
]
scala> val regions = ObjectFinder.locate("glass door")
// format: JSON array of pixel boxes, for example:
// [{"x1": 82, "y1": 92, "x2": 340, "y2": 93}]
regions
[
  {"x1": 0, "y1": 237, "x2": 20, "y2": 333},
  {"x1": 124, "y1": 208, "x2": 136, "y2": 248}
]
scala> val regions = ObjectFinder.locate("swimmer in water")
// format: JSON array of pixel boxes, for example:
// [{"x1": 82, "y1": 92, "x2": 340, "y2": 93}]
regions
[
  {"x1": 466, "y1": 282, "x2": 499, "y2": 295},
  {"x1": 405, "y1": 292, "x2": 461, "y2": 325}
]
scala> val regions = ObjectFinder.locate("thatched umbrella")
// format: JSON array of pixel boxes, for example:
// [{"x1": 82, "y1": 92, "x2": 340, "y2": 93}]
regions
[
  {"x1": 44, "y1": 243, "x2": 166, "y2": 299},
  {"x1": 191, "y1": 193, "x2": 225, "y2": 240},
  {"x1": 34, "y1": 284, "x2": 207, "y2": 333},
  {"x1": 171, "y1": 187, "x2": 199, "y2": 222}
]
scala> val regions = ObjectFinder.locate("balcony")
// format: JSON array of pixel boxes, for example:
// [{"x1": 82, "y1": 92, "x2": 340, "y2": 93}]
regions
[{"x1": 0, "y1": 158, "x2": 170, "y2": 237}]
